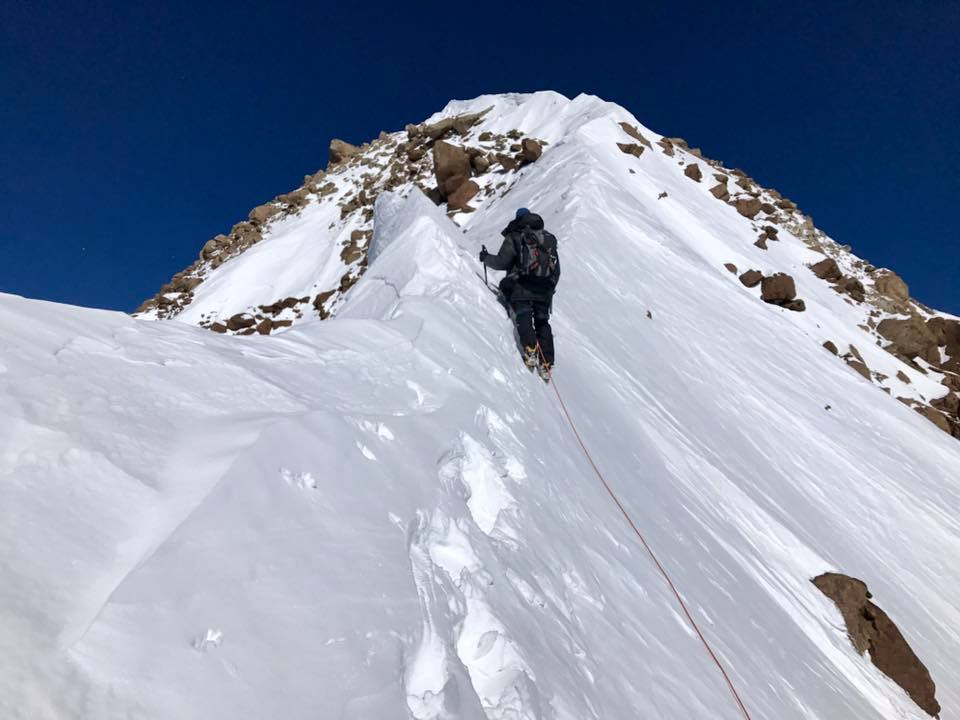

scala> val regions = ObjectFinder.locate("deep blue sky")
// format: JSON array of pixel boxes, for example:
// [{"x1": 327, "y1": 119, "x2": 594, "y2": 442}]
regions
[{"x1": 3, "y1": 0, "x2": 957, "y2": 313}]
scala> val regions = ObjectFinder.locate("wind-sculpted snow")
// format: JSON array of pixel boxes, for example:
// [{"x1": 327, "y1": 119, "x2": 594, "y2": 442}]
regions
[{"x1": 3, "y1": 93, "x2": 960, "y2": 720}]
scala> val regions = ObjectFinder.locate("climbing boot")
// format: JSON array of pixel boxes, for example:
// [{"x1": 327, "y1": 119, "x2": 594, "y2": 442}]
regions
[{"x1": 522, "y1": 345, "x2": 538, "y2": 370}]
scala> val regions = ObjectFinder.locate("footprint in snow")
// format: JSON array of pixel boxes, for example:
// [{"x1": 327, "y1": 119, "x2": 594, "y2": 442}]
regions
[
  {"x1": 192, "y1": 628, "x2": 223, "y2": 652},
  {"x1": 280, "y1": 467, "x2": 317, "y2": 490},
  {"x1": 357, "y1": 418, "x2": 395, "y2": 440},
  {"x1": 356, "y1": 441, "x2": 377, "y2": 460}
]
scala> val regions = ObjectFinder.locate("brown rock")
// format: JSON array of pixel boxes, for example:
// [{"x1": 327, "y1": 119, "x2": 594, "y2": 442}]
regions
[
  {"x1": 812, "y1": 573, "x2": 940, "y2": 717},
  {"x1": 433, "y1": 141, "x2": 472, "y2": 198},
  {"x1": 617, "y1": 142, "x2": 645, "y2": 158},
  {"x1": 249, "y1": 204, "x2": 280, "y2": 225},
  {"x1": 734, "y1": 198, "x2": 763, "y2": 219},
  {"x1": 657, "y1": 191, "x2": 668, "y2": 200},
  {"x1": 471, "y1": 154, "x2": 491, "y2": 173},
  {"x1": 874, "y1": 270, "x2": 909, "y2": 300},
  {"x1": 684, "y1": 163, "x2": 702, "y2": 182},
  {"x1": 810, "y1": 258, "x2": 842, "y2": 281},
  {"x1": 209, "y1": 322, "x2": 227, "y2": 334},
  {"x1": 312, "y1": 290, "x2": 336, "y2": 319},
  {"x1": 657, "y1": 138, "x2": 675, "y2": 156},
  {"x1": 823, "y1": 340, "x2": 839, "y2": 355},
  {"x1": 201, "y1": 234, "x2": 229, "y2": 260},
  {"x1": 754, "y1": 236, "x2": 768, "y2": 250},
  {"x1": 226, "y1": 313, "x2": 256, "y2": 331},
  {"x1": 340, "y1": 234, "x2": 365, "y2": 264},
  {"x1": 520, "y1": 138, "x2": 542, "y2": 162},
  {"x1": 277, "y1": 188, "x2": 309, "y2": 212},
  {"x1": 739, "y1": 269, "x2": 763, "y2": 288},
  {"x1": 783, "y1": 299, "x2": 806, "y2": 312},
  {"x1": 932, "y1": 391, "x2": 959, "y2": 414},
  {"x1": 919, "y1": 406, "x2": 952, "y2": 433},
  {"x1": 709, "y1": 183, "x2": 730, "y2": 201},
  {"x1": 835, "y1": 276, "x2": 866, "y2": 303},
  {"x1": 328, "y1": 138, "x2": 359, "y2": 166},
  {"x1": 760, "y1": 273, "x2": 797, "y2": 303},
  {"x1": 256, "y1": 318, "x2": 274, "y2": 335},
  {"x1": 776, "y1": 198, "x2": 797, "y2": 210},
  {"x1": 618, "y1": 122, "x2": 652, "y2": 148},
  {"x1": 723, "y1": 263, "x2": 738, "y2": 274},
  {"x1": 442, "y1": 173, "x2": 470, "y2": 197},
  {"x1": 418, "y1": 110, "x2": 488, "y2": 140},
  {"x1": 760, "y1": 202, "x2": 776, "y2": 215},
  {"x1": 897, "y1": 370, "x2": 911, "y2": 383},
  {"x1": 877, "y1": 316, "x2": 939, "y2": 358},
  {"x1": 447, "y1": 180, "x2": 480, "y2": 213},
  {"x1": 846, "y1": 358, "x2": 872, "y2": 379},
  {"x1": 497, "y1": 154, "x2": 519, "y2": 171}
]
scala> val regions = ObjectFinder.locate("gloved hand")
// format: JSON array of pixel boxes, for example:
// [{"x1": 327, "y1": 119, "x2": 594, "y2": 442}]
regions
[{"x1": 479, "y1": 247, "x2": 489, "y2": 263}]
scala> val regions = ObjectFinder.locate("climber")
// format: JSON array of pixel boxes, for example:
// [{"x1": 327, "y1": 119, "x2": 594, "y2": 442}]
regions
[{"x1": 479, "y1": 208, "x2": 560, "y2": 376}]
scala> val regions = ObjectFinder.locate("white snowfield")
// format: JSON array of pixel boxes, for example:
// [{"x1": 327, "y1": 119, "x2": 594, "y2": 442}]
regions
[{"x1": 2, "y1": 92, "x2": 959, "y2": 720}]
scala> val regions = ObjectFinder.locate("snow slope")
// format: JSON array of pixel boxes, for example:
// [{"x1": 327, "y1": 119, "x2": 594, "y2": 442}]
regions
[{"x1": 3, "y1": 92, "x2": 960, "y2": 720}]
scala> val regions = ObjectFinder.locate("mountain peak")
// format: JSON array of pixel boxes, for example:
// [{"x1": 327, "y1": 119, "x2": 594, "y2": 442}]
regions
[{"x1": 5, "y1": 92, "x2": 959, "y2": 719}]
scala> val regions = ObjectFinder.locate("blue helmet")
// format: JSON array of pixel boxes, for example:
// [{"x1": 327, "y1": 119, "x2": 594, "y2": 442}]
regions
[{"x1": 515, "y1": 207, "x2": 530, "y2": 220}]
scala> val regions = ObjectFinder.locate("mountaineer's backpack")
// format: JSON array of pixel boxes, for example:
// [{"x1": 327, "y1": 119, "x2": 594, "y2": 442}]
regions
[{"x1": 515, "y1": 228, "x2": 559, "y2": 284}]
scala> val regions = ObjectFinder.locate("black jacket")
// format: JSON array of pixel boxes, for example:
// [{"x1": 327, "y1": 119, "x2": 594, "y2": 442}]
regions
[{"x1": 482, "y1": 213, "x2": 560, "y2": 302}]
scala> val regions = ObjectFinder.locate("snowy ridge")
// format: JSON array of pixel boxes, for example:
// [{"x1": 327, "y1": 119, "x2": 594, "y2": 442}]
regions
[{"x1": 3, "y1": 92, "x2": 960, "y2": 719}]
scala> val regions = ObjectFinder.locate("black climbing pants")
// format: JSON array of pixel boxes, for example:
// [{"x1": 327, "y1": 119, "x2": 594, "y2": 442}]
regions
[{"x1": 513, "y1": 298, "x2": 555, "y2": 365}]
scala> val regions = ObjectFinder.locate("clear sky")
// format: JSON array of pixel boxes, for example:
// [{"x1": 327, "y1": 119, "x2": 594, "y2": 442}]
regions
[{"x1": 2, "y1": 0, "x2": 957, "y2": 314}]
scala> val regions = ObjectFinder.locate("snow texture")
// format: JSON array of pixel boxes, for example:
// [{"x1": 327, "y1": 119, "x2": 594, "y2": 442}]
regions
[{"x1": 2, "y1": 91, "x2": 959, "y2": 720}]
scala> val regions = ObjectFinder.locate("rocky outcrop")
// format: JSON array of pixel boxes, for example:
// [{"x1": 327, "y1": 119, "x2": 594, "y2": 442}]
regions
[
  {"x1": 617, "y1": 143, "x2": 645, "y2": 158},
  {"x1": 760, "y1": 273, "x2": 806, "y2": 311},
  {"x1": 249, "y1": 203, "x2": 281, "y2": 225},
  {"x1": 433, "y1": 140, "x2": 472, "y2": 199},
  {"x1": 709, "y1": 180, "x2": 730, "y2": 201},
  {"x1": 520, "y1": 138, "x2": 542, "y2": 163},
  {"x1": 406, "y1": 108, "x2": 489, "y2": 141},
  {"x1": 447, "y1": 180, "x2": 480, "y2": 213},
  {"x1": 684, "y1": 163, "x2": 702, "y2": 182},
  {"x1": 761, "y1": 273, "x2": 796, "y2": 303},
  {"x1": 739, "y1": 269, "x2": 763, "y2": 288},
  {"x1": 328, "y1": 139, "x2": 360, "y2": 166},
  {"x1": 835, "y1": 276, "x2": 866, "y2": 303},
  {"x1": 734, "y1": 197, "x2": 763, "y2": 219},
  {"x1": 226, "y1": 313, "x2": 256, "y2": 331},
  {"x1": 810, "y1": 258, "x2": 842, "y2": 281},
  {"x1": 877, "y1": 316, "x2": 940, "y2": 360},
  {"x1": 812, "y1": 573, "x2": 940, "y2": 717},
  {"x1": 619, "y1": 122, "x2": 652, "y2": 148},
  {"x1": 872, "y1": 269, "x2": 912, "y2": 312},
  {"x1": 807, "y1": 257, "x2": 867, "y2": 302}
]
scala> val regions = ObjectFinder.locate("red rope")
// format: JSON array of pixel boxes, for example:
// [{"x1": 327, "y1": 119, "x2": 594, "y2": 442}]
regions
[{"x1": 540, "y1": 356, "x2": 753, "y2": 720}]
